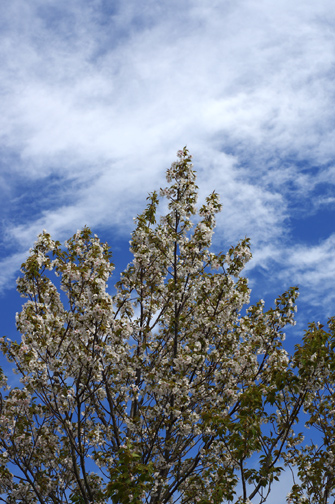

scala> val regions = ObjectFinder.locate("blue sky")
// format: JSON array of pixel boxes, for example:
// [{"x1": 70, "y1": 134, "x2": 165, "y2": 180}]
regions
[{"x1": 0, "y1": 0, "x2": 334, "y2": 499}]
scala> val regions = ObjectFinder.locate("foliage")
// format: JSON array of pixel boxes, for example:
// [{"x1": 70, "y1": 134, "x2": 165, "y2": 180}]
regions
[
  {"x1": 105, "y1": 441, "x2": 154, "y2": 503},
  {"x1": 285, "y1": 319, "x2": 335, "y2": 504},
  {"x1": 0, "y1": 148, "x2": 334, "y2": 503}
]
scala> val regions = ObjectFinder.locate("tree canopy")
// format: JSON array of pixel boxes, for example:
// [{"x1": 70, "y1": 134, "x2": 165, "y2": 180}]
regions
[{"x1": 0, "y1": 148, "x2": 334, "y2": 503}]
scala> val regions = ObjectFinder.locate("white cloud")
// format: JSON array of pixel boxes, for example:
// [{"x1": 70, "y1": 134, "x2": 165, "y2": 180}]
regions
[
  {"x1": 0, "y1": 0, "x2": 334, "y2": 317},
  {"x1": 0, "y1": 252, "x2": 28, "y2": 294},
  {"x1": 249, "y1": 234, "x2": 335, "y2": 321}
]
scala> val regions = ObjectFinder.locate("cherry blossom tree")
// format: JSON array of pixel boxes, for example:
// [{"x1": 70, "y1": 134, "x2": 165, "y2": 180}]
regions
[{"x1": 0, "y1": 148, "x2": 334, "y2": 503}]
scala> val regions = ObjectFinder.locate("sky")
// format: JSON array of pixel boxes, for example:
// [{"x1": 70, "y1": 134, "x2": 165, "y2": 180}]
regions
[{"x1": 0, "y1": 0, "x2": 334, "y2": 500}]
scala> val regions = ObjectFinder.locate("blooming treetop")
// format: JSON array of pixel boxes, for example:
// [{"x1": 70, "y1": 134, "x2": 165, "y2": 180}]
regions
[{"x1": 0, "y1": 148, "x2": 334, "y2": 504}]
